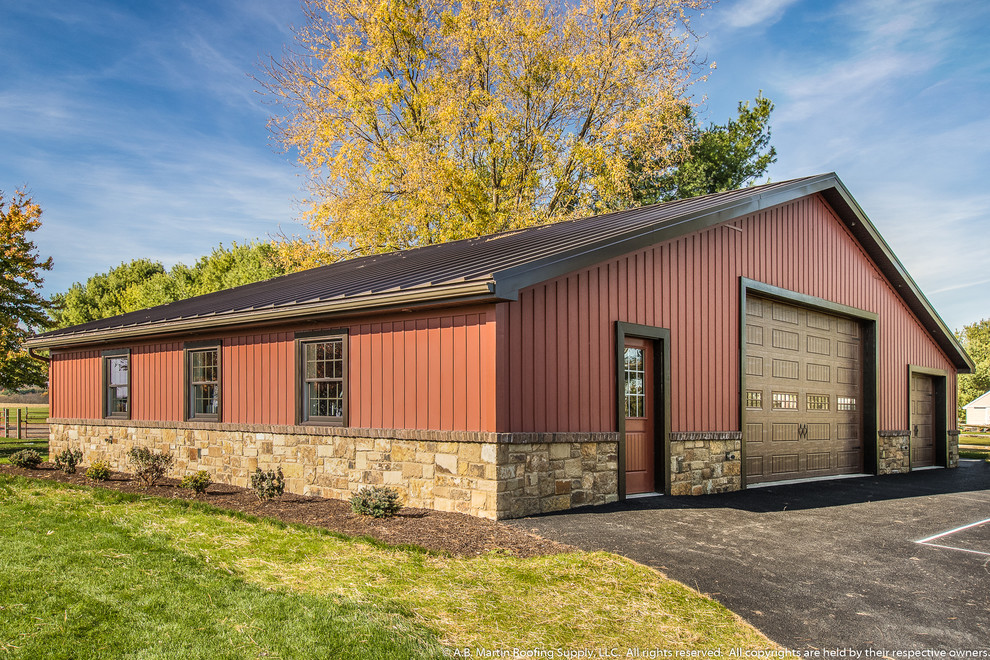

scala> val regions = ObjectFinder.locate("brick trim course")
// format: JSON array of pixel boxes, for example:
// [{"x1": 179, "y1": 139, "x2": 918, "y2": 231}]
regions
[
  {"x1": 670, "y1": 431, "x2": 742, "y2": 442},
  {"x1": 48, "y1": 418, "x2": 617, "y2": 445}
]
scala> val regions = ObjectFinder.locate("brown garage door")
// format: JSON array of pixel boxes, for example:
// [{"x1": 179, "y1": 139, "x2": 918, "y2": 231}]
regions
[
  {"x1": 744, "y1": 295, "x2": 864, "y2": 484},
  {"x1": 910, "y1": 373, "x2": 935, "y2": 467}
]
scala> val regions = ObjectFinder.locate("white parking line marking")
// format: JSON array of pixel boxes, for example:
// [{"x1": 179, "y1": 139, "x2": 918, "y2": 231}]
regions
[
  {"x1": 916, "y1": 517, "x2": 990, "y2": 544},
  {"x1": 918, "y1": 542, "x2": 990, "y2": 557}
]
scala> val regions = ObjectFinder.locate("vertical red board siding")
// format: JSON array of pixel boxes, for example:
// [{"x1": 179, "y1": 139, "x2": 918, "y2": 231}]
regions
[
  {"x1": 495, "y1": 305, "x2": 512, "y2": 432},
  {"x1": 452, "y1": 316, "x2": 467, "y2": 430},
  {"x1": 49, "y1": 349, "x2": 101, "y2": 419},
  {"x1": 50, "y1": 305, "x2": 496, "y2": 432},
  {"x1": 370, "y1": 323, "x2": 384, "y2": 428},
  {"x1": 223, "y1": 337, "x2": 234, "y2": 423},
  {"x1": 414, "y1": 318, "x2": 429, "y2": 427},
  {"x1": 345, "y1": 308, "x2": 495, "y2": 431},
  {"x1": 499, "y1": 194, "x2": 957, "y2": 433},
  {"x1": 427, "y1": 318, "x2": 441, "y2": 429},
  {"x1": 390, "y1": 322, "x2": 403, "y2": 430},
  {"x1": 544, "y1": 282, "x2": 558, "y2": 433},
  {"x1": 402, "y1": 321, "x2": 416, "y2": 426},
  {"x1": 131, "y1": 341, "x2": 182, "y2": 421},
  {"x1": 197, "y1": 310, "x2": 486, "y2": 431},
  {"x1": 440, "y1": 317, "x2": 454, "y2": 429}
]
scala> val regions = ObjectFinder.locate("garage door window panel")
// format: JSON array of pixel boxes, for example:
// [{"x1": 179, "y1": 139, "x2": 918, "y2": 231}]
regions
[
  {"x1": 807, "y1": 394, "x2": 830, "y2": 411},
  {"x1": 772, "y1": 393, "x2": 798, "y2": 410}
]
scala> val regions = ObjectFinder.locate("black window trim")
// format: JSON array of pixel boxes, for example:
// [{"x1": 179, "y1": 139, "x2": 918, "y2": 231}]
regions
[
  {"x1": 295, "y1": 330, "x2": 348, "y2": 427},
  {"x1": 184, "y1": 340, "x2": 222, "y2": 422},
  {"x1": 102, "y1": 348, "x2": 131, "y2": 420}
]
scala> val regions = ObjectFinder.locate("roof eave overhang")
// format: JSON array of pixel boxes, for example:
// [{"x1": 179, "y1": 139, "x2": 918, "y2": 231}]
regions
[
  {"x1": 818, "y1": 182, "x2": 973, "y2": 373},
  {"x1": 26, "y1": 280, "x2": 499, "y2": 350},
  {"x1": 489, "y1": 173, "x2": 974, "y2": 373}
]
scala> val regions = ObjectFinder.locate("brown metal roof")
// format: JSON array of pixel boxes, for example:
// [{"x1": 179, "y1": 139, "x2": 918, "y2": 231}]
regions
[{"x1": 26, "y1": 173, "x2": 973, "y2": 371}]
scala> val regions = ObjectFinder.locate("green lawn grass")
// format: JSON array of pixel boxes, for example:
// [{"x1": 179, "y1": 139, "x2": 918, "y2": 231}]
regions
[
  {"x1": 0, "y1": 475, "x2": 442, "y2": 659},
  {"x1": 958, "y1": 435, "x2": 990, "y2": 460},
  {"x1": 959, "y1": 434, "x2": 990, "y2": 447},
  {"x1": 0, "y1": 474, "x2": 773, "y2": 657},
  {"x1": 0, "y1": 439, "x2": 49, "y2": 464},
  {"x1": 0, "y1": 405, "x2": 49, "y2": 463}
]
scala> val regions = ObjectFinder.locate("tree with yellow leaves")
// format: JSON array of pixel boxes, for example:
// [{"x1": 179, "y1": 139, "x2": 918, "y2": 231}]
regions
[
  {"x1": 0, "y1": 189, "x2": 53, "y2": 390},
  {"x1": 263, "y1": 0, "x2": 710, "y2": 264}
]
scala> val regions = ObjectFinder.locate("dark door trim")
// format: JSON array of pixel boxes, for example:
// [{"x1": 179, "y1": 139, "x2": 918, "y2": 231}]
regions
[
  {"x1": 907, "y1": 365, "x2": 948, "y2": 468},
  {"x1": 739, "y1": 278, "x2": 880, "y2": 487},
  {"x1": 615, "y1": 322, "x2": 671, "y2": 499}
]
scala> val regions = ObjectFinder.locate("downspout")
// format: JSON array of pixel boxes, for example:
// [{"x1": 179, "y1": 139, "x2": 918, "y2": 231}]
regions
[{"x1": 28, "y1": 347, "x2": 50, "y2": 364}]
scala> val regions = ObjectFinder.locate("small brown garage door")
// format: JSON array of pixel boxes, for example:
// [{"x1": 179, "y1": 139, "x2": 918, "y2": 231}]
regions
[
  {"x1": 744, "y1": 295, "x2": 864, "y2": 484},
  {"x1": 910, "y1": 373, "x2": 935, "y2": 467}
]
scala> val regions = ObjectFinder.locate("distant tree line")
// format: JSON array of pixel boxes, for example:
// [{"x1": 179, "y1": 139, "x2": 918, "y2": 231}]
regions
[
  {"x1": 958, "y1": 319, "x2": 990, "y2": 417},
  {"x1": 47, "y1": 242, "x2": 292, "y2": 330}
]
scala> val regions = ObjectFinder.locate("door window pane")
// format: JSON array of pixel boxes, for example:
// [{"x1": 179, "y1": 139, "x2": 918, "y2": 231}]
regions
[{"x1": 624, "y1": 347, "x2": 646, "y2": 418}]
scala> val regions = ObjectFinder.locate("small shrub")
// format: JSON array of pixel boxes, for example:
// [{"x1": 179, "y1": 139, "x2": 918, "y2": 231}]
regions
[
  {"x1": 250, "y1": 467, "x2": 285, "y2": 501},
  {"x1": 8, "y1": 449, "x2": 42, "y2": 469},
  {"x1": 180, "y1": 471, "x2": 212, "y2": 494},
  {"x1": 127, "y1": 447, "x2": 175, "y2": 486},
  {"x1": 350, "y1": 486, "x2": 403, "y2": 519},
  {"x1": 85, "y1": 461, "x2": 113, "y2": 481},
  {"x1": 53, "y1": 448, "x2": 83, "y2": 474}
]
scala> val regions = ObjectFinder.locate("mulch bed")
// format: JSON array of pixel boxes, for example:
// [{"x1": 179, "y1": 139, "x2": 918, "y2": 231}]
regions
[{"x1": 0, "y1": 463, "x2": 573, "y2": 558}]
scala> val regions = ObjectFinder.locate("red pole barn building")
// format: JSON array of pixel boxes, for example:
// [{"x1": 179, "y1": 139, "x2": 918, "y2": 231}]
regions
[{"x1": 28, "y1": 174, "x2": 973, "y2": 519}]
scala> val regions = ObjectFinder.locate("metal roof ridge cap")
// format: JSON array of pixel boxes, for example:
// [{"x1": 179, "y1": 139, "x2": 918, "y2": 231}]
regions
[{"x1": 490, "y1": 174, "x2": 839, "y2": 296}]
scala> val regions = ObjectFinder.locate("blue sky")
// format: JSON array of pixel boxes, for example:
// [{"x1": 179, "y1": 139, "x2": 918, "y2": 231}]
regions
[{"x1": 1, "y1": 0, "x2": 988, "y2": 331}]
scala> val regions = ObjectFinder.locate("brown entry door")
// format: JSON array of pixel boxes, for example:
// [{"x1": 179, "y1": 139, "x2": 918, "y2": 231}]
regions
[
  {"x1": 911, "y1": 373, "x2": 935, "y2": 467},
  {"x1": 624, "y1": 337, "x2": 655, "y2": 494}
]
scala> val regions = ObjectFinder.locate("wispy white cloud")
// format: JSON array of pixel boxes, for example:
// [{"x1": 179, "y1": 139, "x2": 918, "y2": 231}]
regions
[
  {"x1": 0, "y1": 1, "x2": 306, "y2": 294},
  {"x1": 929, "y1": 278, "x2": 990, "y2": 296},
  {"x1": 719, "y1": 0, "x2": 801, "y2": 29},
  {"x1": 700, "y1": 0, "x2": 990, "y2": 328}
]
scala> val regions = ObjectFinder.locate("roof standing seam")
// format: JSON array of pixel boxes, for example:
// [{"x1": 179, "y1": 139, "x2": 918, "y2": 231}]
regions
[{"x1": 23, "y1": 176, "x2": 827, "y2": 340}]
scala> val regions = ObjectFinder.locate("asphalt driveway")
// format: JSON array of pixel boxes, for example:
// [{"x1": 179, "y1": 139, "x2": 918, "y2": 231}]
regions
[{"x1": 508, "y1": 459, "x2": 990, "y2": 651}]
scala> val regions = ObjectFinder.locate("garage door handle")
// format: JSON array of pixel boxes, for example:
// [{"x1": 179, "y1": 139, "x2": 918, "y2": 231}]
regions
[{"x1": 913, "y1": 424, "x2": 918, "y2": 437}]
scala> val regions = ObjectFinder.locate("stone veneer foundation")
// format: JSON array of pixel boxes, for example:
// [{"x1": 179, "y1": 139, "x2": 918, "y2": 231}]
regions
[
  {"x1": 669, "y1": 432, "x2": 743, "y2": 495},
  {"x1": 48, "y1": 421, "x2": 958, "y2": 519},
  {"x1": 877, "y1": 429, "x2": 960, "y2": 474},
  {"x1": 947, "y1": 430, "x2": 960, "y2": 468},
  {"x1": 878, "y1": 430, "x2": 911, "y2": 474},
  {"x1": 49, "y1": 420, "x2": 618, "y2": 520}
]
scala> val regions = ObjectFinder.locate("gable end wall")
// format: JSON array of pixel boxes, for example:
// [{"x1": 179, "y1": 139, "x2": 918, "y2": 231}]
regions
[{"x1": 497, "y1": 194, "x2": 957, "y2": 433}]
